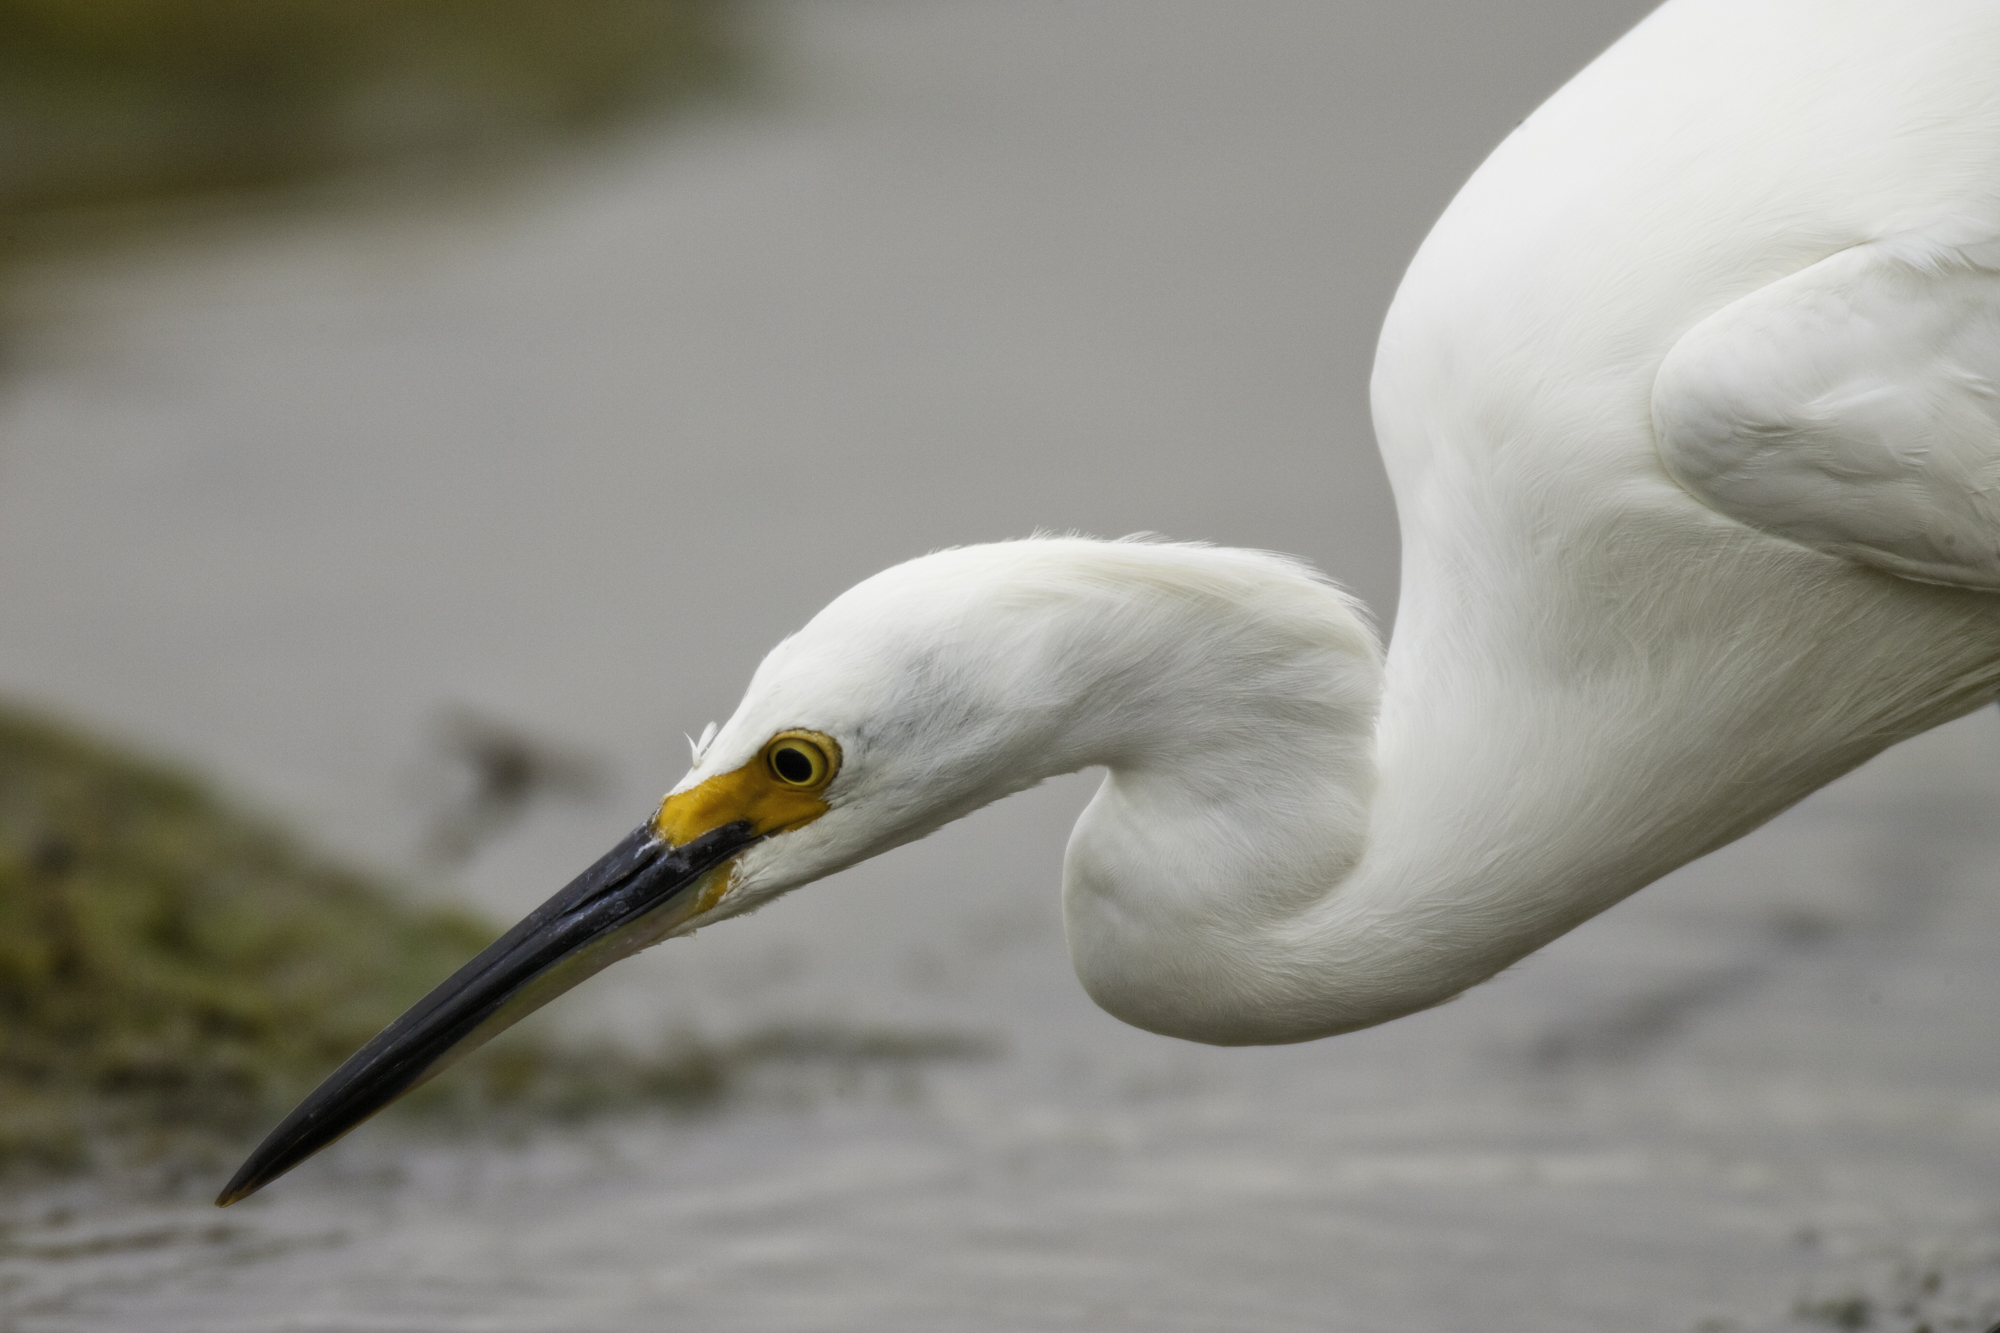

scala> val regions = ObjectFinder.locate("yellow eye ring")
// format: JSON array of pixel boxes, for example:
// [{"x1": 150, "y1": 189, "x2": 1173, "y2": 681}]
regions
[{"x1": 764, "y1": 731, "x2": 839, "y2": 790}]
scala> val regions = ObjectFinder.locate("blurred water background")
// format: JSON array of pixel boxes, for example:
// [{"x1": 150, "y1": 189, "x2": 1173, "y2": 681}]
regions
[{"x1": 4, "y1": 2, "x2": 2000, "y2": 1330}]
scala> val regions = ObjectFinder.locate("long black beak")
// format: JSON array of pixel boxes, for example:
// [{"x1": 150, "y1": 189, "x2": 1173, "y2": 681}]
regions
[{"x1": 216, "y1": 818, "x2": 758, "y2": 1206}]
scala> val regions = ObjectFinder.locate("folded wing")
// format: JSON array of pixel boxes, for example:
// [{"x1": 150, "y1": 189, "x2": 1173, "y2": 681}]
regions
[{"x1": 1654, "y1": 236, "x2": 2000, "y2": 590}]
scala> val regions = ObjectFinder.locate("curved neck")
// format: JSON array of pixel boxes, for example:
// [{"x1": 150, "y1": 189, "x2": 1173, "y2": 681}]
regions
[{"x1": 1059, "y1": 512, "x2": 2000, "y2": 1046}]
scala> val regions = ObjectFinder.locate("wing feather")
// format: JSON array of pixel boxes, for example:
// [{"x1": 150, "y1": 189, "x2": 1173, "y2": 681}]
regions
[{"x1": 1653, "y1": 236, "x2": 2000, "y2": 589}]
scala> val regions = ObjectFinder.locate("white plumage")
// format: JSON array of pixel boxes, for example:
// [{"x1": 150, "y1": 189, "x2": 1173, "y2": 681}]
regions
[
  {"x1": 1656, "y1": 234, "x2": 2000, "y2": 586},
  {"x1": 686, "y1": 0, "x2": 2000, "y2": 1042},
  {"x1": 685, "y1": 538, "x2": 1387, "y2": 1043},
  {"x1": 222, "y1": 0, "x2": 2000, "y2": 1202}
]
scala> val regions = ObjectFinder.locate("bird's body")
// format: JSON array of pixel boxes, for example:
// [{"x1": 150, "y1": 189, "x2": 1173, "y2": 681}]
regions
[
  {"x1": 1358, "y1": 0, "x2": 2000, "y2": 1031},
  {"x1": 223, "y1": 0, "x2": 2000, "y2": 1202}
]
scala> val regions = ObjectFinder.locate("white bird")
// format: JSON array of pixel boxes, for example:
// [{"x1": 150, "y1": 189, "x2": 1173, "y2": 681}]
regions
[{"x1": 220, "y1": 0, "x2": 2000, "y2": 1204}]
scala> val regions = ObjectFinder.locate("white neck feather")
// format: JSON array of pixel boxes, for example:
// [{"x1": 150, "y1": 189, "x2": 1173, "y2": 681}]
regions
[
  {"x1": 717, "y1": 531, "x2": 2000, "y2": 1045},
  {"x1": 1038, "y1": 532, "x2": 2000, "y2": 1046},
  {"x1": 703, "y1": 1, "x2": 2000, "y2": 1046}
]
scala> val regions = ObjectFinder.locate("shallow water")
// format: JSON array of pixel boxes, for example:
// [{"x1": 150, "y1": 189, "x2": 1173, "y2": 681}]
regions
[
  {"x1": 4, "y1": 3, "x2": 2000, "y2": 1329},
  {"x1": 11, "y1": 727, "x2": 2000, "y2": 1332}
]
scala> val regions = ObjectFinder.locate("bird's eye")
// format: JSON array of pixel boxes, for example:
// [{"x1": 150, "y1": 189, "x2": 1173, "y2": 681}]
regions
[{"x1": 765, "y1": 731, "x2": 837, "y2": 789}]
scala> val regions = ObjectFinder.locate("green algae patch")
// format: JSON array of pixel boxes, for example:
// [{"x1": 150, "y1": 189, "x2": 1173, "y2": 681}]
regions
[
  {"x1": 0, "y1": 706, "x2": 1001, "y2": 1178},
  {"x1": 0, "y1": 706, "x2": 496, "y2": 1170}
]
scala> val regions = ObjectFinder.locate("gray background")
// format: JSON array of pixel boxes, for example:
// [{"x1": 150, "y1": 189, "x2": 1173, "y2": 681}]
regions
[{"x1": 7, "y1": 4, "x2": 2000, "y2": 1331}]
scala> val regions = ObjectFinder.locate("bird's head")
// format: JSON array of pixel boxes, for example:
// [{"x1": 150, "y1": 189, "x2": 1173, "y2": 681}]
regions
[
  {"x1": 218, "y1": 537, "x2": 1376, "y2": 1204},
  {"x1": 653, "y1": 543, "x2": 1087, "y2": 925}
]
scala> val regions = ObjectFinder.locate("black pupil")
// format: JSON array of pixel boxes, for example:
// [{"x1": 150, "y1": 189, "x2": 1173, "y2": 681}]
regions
[{"x1": 772, "y1": 746, "x2": 815, "y2": 784}]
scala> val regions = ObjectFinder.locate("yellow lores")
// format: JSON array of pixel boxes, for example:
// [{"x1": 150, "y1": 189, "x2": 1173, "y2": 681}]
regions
[
  {"x1": 654, "y1": 730, "x2": 840, "y2": 915},
  {"x1": 656, "y1": 729, "x2": 840, "y2": 846}
]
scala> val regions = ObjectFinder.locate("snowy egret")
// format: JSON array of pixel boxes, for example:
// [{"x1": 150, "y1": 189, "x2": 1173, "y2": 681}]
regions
[{"x1": 219, "y1": 0, "x2": 2000, "y2": 1206}]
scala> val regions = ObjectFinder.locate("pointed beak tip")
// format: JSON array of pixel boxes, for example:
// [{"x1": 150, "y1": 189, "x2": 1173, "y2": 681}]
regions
[{"x1": 213, "y1": 818, "x2": 759, "y2": 1207}]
